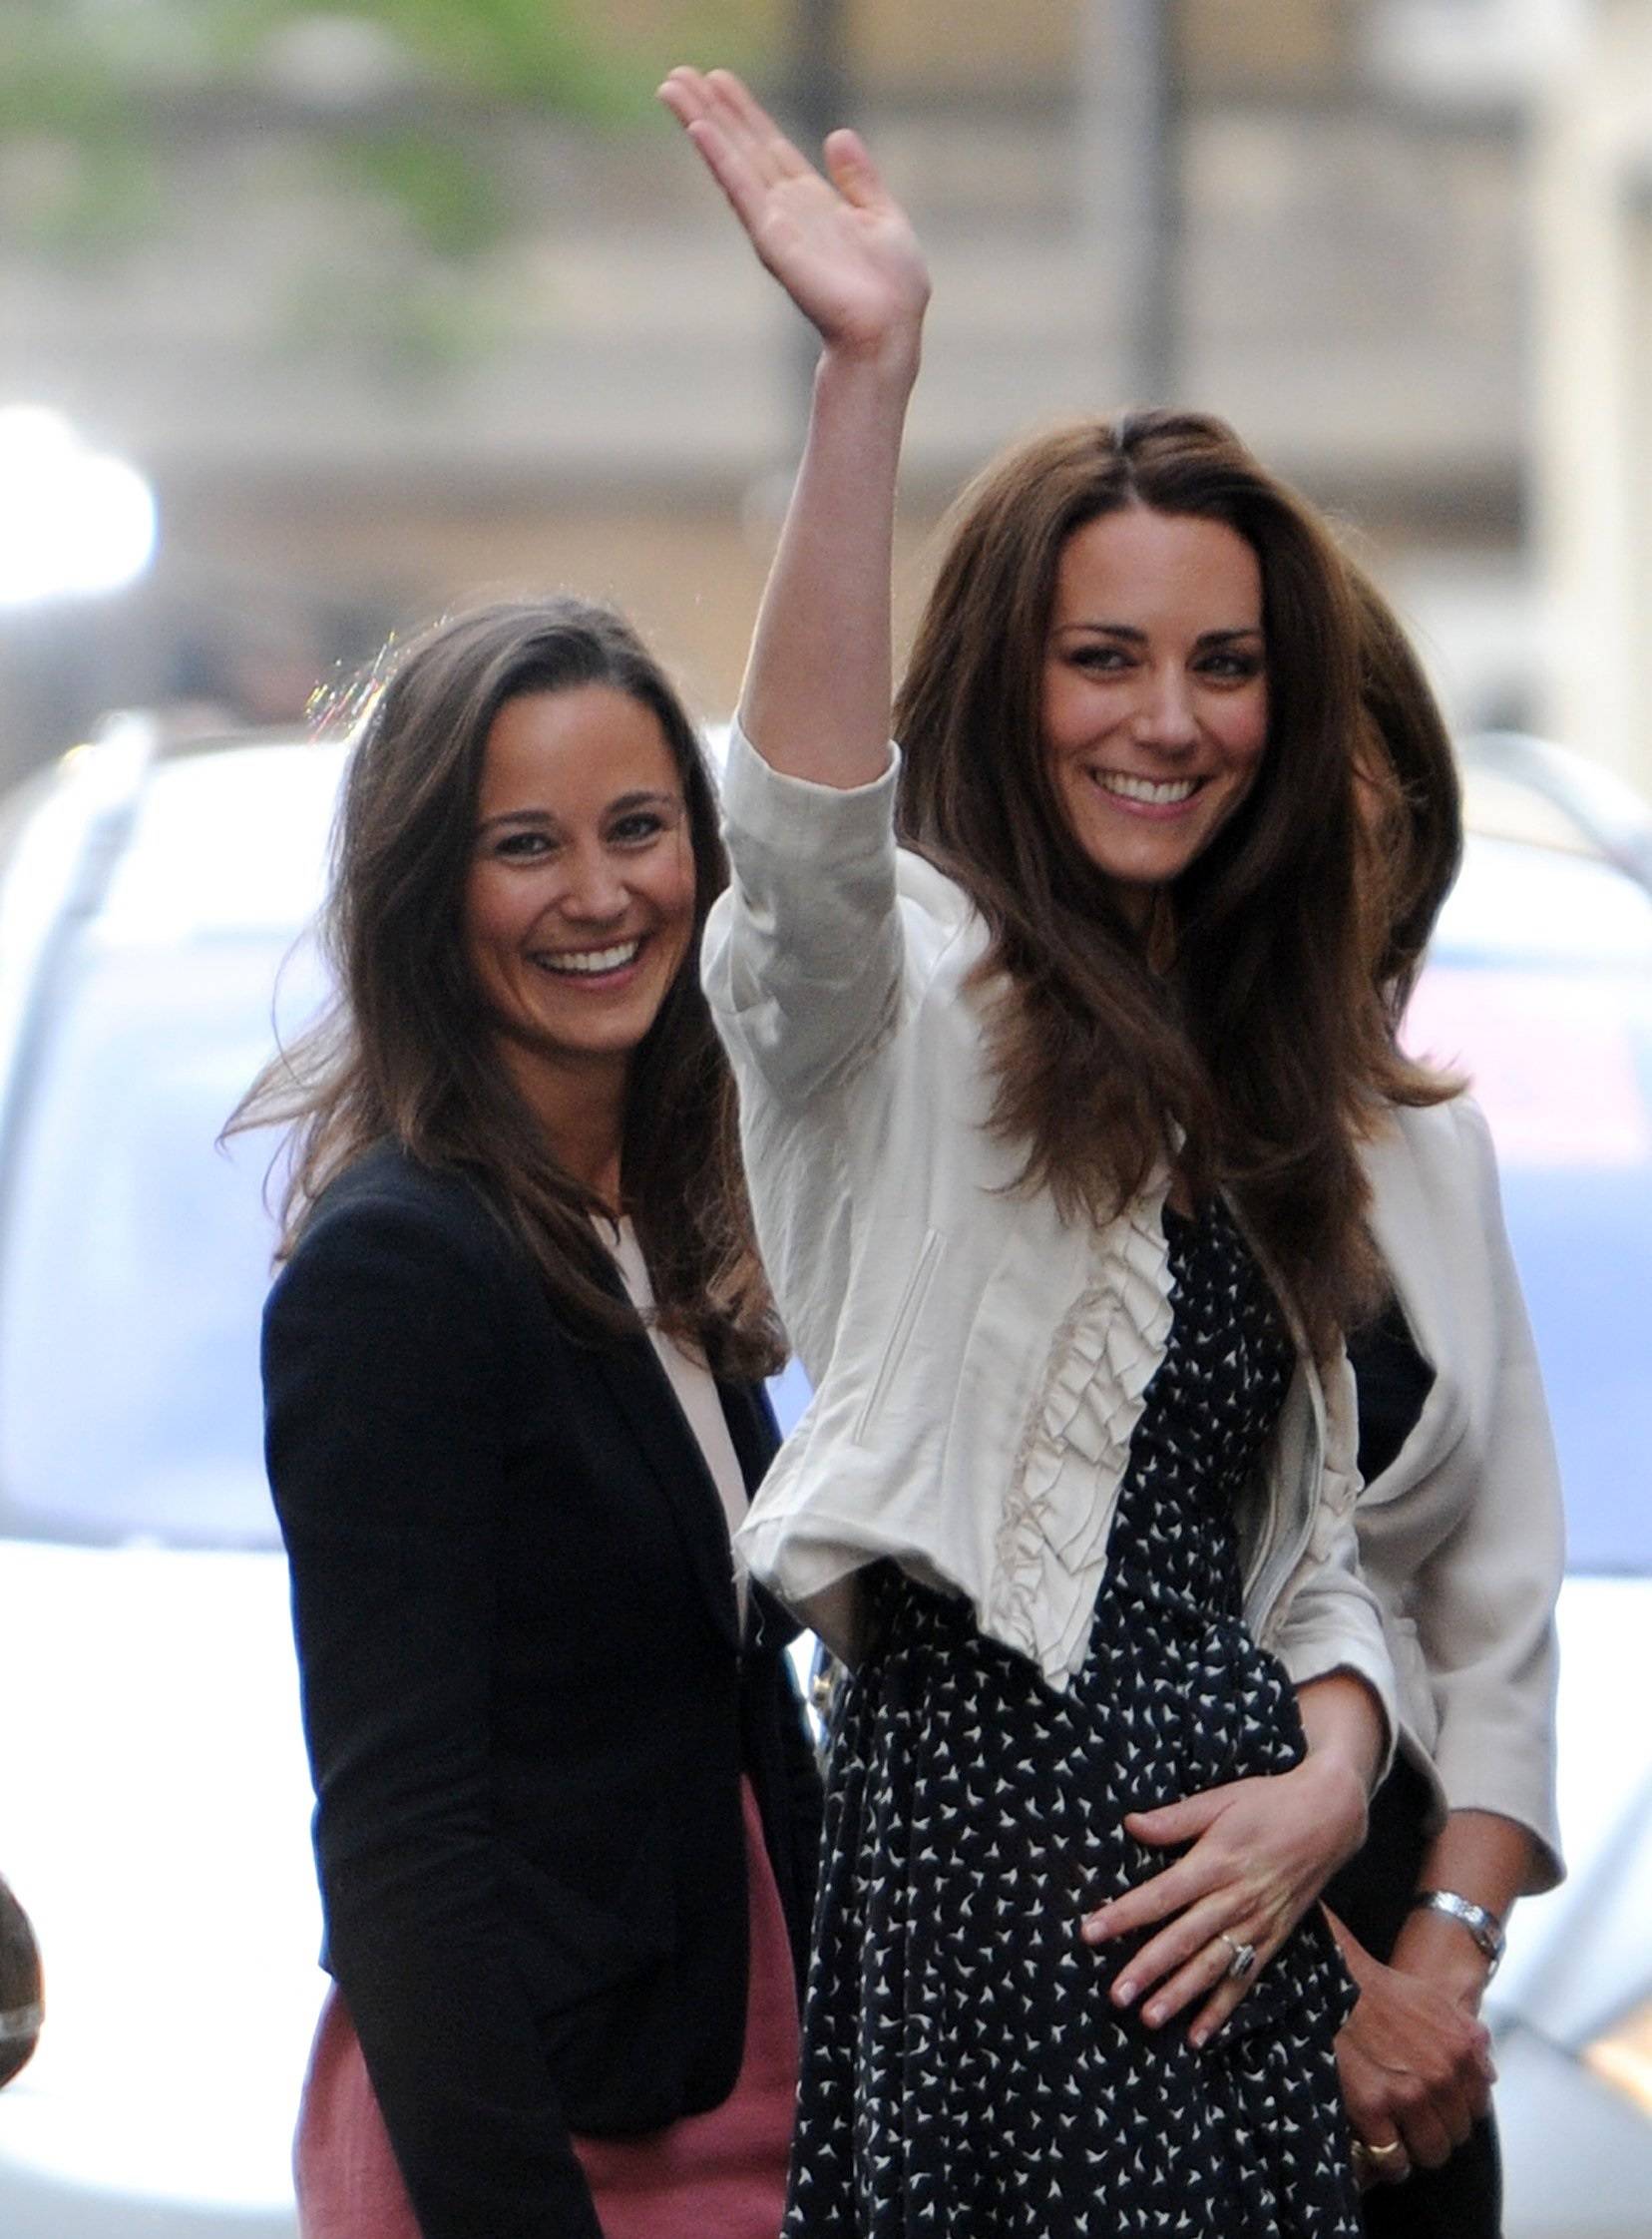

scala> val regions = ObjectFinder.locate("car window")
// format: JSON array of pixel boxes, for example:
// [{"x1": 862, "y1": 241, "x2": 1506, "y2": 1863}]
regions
[{"x1": 0, "y1": 926, "x2": 323, "y2": 1548}]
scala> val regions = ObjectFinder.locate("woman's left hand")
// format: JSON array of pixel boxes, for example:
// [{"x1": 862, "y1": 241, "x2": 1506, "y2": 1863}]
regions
[
  {"x1": 1334, "y1": 1946, "x2": 1493, "y2": 2178},
  {"x1": 657, "y1": 67, "x2": 929, "y2": 367},
  {"x1": 1079, "y1": 1749, "x2": 1369, "y2": 2044}
]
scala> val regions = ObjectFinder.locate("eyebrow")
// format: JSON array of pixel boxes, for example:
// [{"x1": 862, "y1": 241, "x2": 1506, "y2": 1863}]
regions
[
  {"x1": 475, "y1": 788, "x2": 682, "y2": 836},
  {"x1": 1050, "y1": 622, "x2": 1264, "y2": 646}
]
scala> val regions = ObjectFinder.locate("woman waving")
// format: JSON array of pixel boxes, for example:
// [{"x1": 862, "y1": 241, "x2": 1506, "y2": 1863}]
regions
[
  {"x1": 247, "y1": 599, "x2": 821, "y2": 2238},
  {"x1": 660, "y1": 67, "x2": 1431, "y2": 2238}
]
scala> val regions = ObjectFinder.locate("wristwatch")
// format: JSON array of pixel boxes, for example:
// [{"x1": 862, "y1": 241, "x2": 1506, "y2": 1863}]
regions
[{"x1": 1412, "y1": 1888, "x2": 1505, "y2": 1977}]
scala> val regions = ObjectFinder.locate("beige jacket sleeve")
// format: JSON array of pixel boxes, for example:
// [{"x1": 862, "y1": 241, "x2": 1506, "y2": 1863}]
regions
[
  {"x1": 1361, "y1": 1098, "x2": 1565, "y2": 1891},
  {"x1": 702, "y1": 719, "x2": 906, "y2": 1110}
]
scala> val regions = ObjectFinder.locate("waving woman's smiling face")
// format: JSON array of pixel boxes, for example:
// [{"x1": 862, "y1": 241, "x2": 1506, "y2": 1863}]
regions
[
  {"x1": 463, "y1": 684, "x2": 695, "y2": 1116},
  {"x1": 1040, "y1": 505, "x2": 1270, "y2": 921}
]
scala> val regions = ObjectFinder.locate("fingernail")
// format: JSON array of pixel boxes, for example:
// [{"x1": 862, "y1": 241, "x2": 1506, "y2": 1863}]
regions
[
  {"x1": 1189, "y1": 2025, "x2": 1209, "y2": 2048},
  {"x1": 1143, "y1": 2002, "x2": 1165, "y2": 2027},
  {"x1": 1113, "y1": 1978, "x2": 1137, "y2": 2008}
]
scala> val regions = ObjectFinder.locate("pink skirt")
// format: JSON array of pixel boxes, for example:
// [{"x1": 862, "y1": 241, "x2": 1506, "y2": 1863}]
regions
[{"x1": 293, "y1": 1780, "x2": 799, "y2": 2239}]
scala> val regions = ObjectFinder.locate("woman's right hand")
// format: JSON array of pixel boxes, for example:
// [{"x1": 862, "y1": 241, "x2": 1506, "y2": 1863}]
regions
[
  {"x1": 1333, "y1": 1937, "x2": 1495, "y2": 2184},
  {"x1": 658, "y1": 68, "x2": 929, "y2": 369}
]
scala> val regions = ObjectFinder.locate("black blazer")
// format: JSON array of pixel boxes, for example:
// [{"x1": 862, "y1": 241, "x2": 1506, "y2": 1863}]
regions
[{"x1": 262, "y1": 1142, "x2": 821, "y2": 2239}]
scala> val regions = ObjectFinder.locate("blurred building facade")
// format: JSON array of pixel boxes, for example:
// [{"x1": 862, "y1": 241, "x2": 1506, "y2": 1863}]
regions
[
  {"x1": 1530, "y1": 0, "x2": 1652, "y2": 791},
  {"x1": 0, "y1": 0, "x2": 1620, "y2": 788}
]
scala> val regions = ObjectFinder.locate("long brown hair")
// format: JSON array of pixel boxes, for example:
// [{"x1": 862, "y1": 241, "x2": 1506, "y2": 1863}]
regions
[
  {"x1": 229, "y1": 598, "x2": 781, "y2": 1378},
  {"x1": 1348, "y1": 562, "x2": 1466, "y2": 1027},
  {"x1": 894, "y1": 411, "x2": 1432, "y2": 1352}
]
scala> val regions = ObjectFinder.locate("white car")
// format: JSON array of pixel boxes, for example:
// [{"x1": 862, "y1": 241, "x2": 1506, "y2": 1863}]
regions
[
  {"x1": 0, "y1": 714, "x2": 811, "y2": 2234},
  {"x1": 1425, "y1": 741, "x2": 1652, "y2": 2237},
  {"x1": 0, "y1": 719, "x2": 339, "y2": 2234},
  {"x1": 0, "y1": 716, "x2": 1645, "y2": 2233}
]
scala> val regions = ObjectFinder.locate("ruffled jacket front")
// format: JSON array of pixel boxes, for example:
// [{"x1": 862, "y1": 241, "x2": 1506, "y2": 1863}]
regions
[{"x1": 704, "y1": 722, "x2": 1395, "y2": 1734}]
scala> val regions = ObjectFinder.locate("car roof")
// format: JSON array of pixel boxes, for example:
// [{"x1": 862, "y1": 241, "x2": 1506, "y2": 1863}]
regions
[
  {"x1": 1436, "y1": 827, "x2": 1652, "y2": 971},
  {"x1": 95, "y1": 737, "x2": 347, "y2": 944}
]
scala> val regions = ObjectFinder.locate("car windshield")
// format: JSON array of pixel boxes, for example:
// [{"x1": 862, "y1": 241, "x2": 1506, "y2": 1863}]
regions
[{"x1": 0, "y1": 926, "x2": 322, "y2": 1549}]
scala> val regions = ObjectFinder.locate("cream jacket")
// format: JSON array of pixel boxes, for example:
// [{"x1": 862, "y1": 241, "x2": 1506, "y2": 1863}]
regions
[
  {"x1": 1360, "y1": 1098, "x2": 1565, "y2": 1890},
  {"x1": 705, "y1": 722, "x2": 1396, "y2": 1740}
]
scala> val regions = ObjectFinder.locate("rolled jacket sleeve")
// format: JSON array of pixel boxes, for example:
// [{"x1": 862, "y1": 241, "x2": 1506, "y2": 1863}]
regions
[
  {"x1": 1407, "y1": 1103, "x2": 1565, "y2": 1888},
  {"x1": 703, "y1": 718, "x2": 905, "y2": 1108},
  {"x1": 1274, "y1": 1503, "x2": 1401, "y2": 1779},
  {"x1": 1268, "y1": 1348, "x2": 1399, "y2": 1779}
]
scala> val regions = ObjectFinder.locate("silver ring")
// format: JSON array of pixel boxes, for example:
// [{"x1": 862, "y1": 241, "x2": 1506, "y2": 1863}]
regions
[{"x1": 1217, "y1": 1932, "x2": 1256, "y2": 1981}]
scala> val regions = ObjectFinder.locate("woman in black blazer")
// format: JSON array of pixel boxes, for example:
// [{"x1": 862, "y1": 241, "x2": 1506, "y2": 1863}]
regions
[{"x1": 242, "y1": 599, "x2": 820, "y2": 2239}]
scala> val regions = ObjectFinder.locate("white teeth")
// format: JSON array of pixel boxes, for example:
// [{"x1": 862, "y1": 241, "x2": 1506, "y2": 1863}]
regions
[
  {"x1": 1093, "y1": 771, "x2": 1200, "y2": 805},
  {"x1": 536, "y1": 939, "x2": 641, "y2": 976}
]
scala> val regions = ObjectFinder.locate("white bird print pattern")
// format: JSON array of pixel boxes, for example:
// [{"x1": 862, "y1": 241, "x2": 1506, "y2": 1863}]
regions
[{"x1": 782, "y1": 1197, "x2": 1363, "y2": 2237}]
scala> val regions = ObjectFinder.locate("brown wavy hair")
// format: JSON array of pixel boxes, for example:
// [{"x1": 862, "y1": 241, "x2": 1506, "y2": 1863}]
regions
[
  {"x1": 228, "y1": 598, "x2": 781, "y2": 1378},
  {"x1": 894, "y1": 411, "x2": 1443, "y2": 1353},
  {"x1": 1347, "y1": 563, "x2": 1466, "y2": 1026}
]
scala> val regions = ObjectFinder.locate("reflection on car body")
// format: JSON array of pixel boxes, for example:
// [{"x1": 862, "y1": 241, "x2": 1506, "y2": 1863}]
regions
[
  {"x1": 0, "y1": 721, "x2": 335, "y2": 2235},
  {"x1": 1405, "y1": 747, "x2": 1652, "y2": 2238}
]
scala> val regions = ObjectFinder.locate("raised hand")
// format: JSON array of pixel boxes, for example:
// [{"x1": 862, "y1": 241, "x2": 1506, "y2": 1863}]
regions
[
  {"x1": 658, "y1": 67, "x2": 929, "y2": 367},
  {"x1": 656, "y1": 66, "x2": 918, "y2": 785}
]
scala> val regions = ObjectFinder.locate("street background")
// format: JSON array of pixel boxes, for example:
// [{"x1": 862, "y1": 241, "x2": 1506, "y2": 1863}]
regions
[{"x1": 2, "y1": 0, "x2": 1650, "y2": 809}]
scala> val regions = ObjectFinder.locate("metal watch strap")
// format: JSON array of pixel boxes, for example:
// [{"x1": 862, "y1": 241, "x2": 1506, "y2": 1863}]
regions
[{"x1": 1412, "y1": 1888, "x2": 1505, "y2": 1975}]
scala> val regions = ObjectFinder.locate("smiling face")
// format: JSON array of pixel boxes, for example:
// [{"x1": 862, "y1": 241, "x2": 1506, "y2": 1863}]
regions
[
  {"x1": 463, "y1": 683, "x2": 696, "y2": 1120},
  {"x1": 1040, "y1": 505, "x2": 1270, "y2": 918}
]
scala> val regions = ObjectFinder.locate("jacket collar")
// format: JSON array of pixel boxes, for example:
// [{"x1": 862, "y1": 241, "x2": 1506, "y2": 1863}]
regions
[
  {"x1": 1358, "y1": 1111, "x2": 1470, "y2": 1494},
  {"x1": 587, "y1": 1327, "x2": 781, "y2": 1654}
]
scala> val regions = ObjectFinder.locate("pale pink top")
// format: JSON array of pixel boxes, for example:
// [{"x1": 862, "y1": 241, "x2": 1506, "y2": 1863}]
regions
[{"x1": 566, "y1": 1776, "x2": 799, "y2": 2237}]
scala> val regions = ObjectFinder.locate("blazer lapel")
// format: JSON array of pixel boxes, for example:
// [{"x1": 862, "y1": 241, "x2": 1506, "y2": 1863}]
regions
[
  {"x1": 712, "y1": 1378, "x2": 802, "y2": 1655},
  {"x1": 1365, "y1": 1116, "x2": 1450, "y2": 1371},
  {"x1": 1362, "y1": 1115, "x2": 1469, "y2": 1494},
  {"x1": 715, "y1": 1375, "x2": 780, "y2": 1498},
  {"x1": 587, "y1": 1333, "x2": 743, "y2": 1650}
]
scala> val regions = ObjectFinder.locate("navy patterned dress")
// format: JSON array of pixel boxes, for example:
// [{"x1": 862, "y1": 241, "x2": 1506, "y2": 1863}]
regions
[{"x1": 784, "y1": 1197, "x2": 1362, "y2": 2237}]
